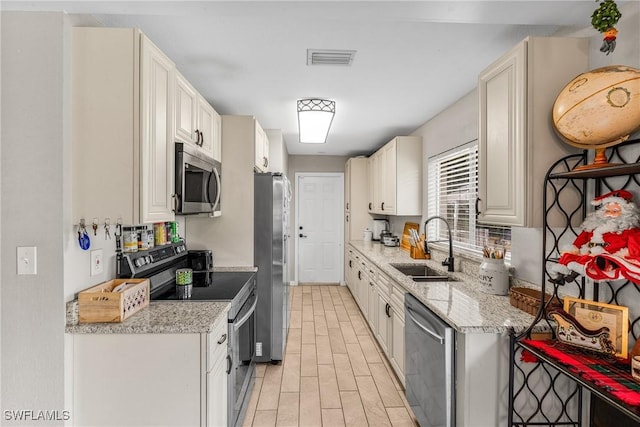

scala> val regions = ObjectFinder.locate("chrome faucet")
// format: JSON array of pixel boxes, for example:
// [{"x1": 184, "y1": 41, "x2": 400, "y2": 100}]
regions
[{"x1": 424, "y1": 216, "x2": 455, "y2": 272}]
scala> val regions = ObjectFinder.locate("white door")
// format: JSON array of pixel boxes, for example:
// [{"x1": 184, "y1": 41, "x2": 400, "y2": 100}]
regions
[{"x1": 297, "y1": 174, "x2": 344, "y2": 283}]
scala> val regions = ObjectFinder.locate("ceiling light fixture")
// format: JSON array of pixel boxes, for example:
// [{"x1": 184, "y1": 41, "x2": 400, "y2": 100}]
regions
[{"x1": 297, "y1": 98, "x2": 335, "y2": 144}]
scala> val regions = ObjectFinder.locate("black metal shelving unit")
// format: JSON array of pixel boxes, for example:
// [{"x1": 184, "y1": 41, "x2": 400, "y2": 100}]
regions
[{"x1": 508, "y1": 138, "x2": 640, "y2": 426}]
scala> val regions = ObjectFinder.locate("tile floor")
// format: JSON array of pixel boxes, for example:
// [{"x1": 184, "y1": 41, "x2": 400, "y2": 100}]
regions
[{"x1": 242, "y1": 284, "x2": 417, "y2": 427}]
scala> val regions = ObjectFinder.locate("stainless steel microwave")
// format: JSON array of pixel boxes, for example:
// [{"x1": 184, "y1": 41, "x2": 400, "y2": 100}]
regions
[{"x1": 175, "y1": 142, "x2": 221, "y2": 216}]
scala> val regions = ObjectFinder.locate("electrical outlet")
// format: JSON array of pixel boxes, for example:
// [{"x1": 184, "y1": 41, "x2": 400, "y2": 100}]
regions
[
  {"x1": 90, "y1": 249, "x2": 104, "y2": 276},
  {"x1": 255, "y1": 342, "x2": 263, "y2": 357},
  {"x1": 17, "y1": 246, "x2": 37, "y2": 275}
]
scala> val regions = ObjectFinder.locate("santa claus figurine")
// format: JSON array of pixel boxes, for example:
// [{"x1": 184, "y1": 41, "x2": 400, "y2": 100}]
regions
[{"x1": 552, "y1": 189, "x2": 640, "y2": 285}]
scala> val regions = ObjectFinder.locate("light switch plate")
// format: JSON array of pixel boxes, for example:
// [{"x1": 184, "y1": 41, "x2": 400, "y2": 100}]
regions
[
  {"x1": 17, "y1": 246, "x2": 37, "y2": 275},
  {"x1": 90, "y1": 249, "x2": 104, "y2": 276}
]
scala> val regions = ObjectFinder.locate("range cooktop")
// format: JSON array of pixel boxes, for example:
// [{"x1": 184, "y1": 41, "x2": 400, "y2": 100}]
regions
[{"x1": 152, "y1": 271, "x2": 256, "y2": 301}]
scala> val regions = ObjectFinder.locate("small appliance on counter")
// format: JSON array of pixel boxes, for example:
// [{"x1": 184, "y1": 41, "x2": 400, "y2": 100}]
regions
[
  {"x1": 371, "y1": 219, "x2": 390, "y2": 241},
  {"x1": 382, "y1": 235, "x2": 400, "y2": 247}
]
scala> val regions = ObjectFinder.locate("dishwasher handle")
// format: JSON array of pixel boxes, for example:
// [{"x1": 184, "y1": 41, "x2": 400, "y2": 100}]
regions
[{"x1": 406, "y1": 307, "x2": 445, "y2": 345}]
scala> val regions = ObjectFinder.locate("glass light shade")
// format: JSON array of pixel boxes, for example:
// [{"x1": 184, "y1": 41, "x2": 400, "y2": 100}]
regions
[{"x1": 297, "y1": 99, "x2": 335, "y2": 144}]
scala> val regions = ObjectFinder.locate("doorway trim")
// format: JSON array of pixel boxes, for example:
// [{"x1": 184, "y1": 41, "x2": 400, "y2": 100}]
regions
[{"x1": 294, "y1": 172, "x2": 345, "y2": 285}]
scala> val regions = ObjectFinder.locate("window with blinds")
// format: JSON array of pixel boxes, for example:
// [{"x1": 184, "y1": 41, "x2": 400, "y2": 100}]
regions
[{"x1": 427, "y1": 140, "x2": 511, "y2": 258}]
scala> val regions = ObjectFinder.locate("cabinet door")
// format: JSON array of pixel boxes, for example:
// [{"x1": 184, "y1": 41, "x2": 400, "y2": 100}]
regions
[
  {"x1": 254, "y1": 121, "x2": 269, "y2": 172},
  {"x1": 140, "y1": 34, "x2": 176, "y2": 223},
  {"x1": 175, "y1": 72, "x2": 198, "y2": 145},
  {"x1": 373, "y1": 152, "x2": 383, "y2": 213},
  {"x1": 390, "y1": 306, "x2": 405, "y2": 383},
  {"x1": 345, "y1": 159, "x2": 351, "y2": 212},
  {"x1": 367, "y1": 156, "x2": 375, "y2": 213},
  {"x1": 207, "y1": 354, "x2": 228, "y2": 427},
  {"x1": 212, "y1": 108, "x2": 222, "y2": 162},
  {"x1": 198, "y1": 95, "x2": 216, "y2": 159},
  {"x1": 376, "y1": 291, "x2": 390, "y2": 354},
  {"x1": 478, "y1": 41, "x2": 526, "y2": 226},
  {"x1": 381, "y1": 140, "x2": 396, "y2": 214},
  {"x1": 357, "y1": 265, "x2": 368, "y2": 314},
  {"x1": 367, "y1": 279, "x2": 377, "y2": 331},
  {"x1": 262, "y1": 128, "x2": 270, "y2": 171}
]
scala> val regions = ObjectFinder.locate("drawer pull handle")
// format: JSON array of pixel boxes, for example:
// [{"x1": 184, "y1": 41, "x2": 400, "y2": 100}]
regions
[{"x1": 217, "y1": 334, "x2": 227, "y2": 345}]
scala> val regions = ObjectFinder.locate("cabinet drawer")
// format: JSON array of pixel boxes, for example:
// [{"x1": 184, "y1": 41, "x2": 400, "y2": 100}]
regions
[
  {"x1": 376, "y1": 272, "x2": 391, "y2": 296},
  {"x1": 207, "y1": 318, "x2": 228, "y2": 372},
  {"x1": 390, "y1": 284, "x2": 405, "y2": 315}
]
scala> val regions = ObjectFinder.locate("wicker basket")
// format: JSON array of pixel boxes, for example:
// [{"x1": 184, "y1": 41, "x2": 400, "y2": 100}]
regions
[{"x1": 509, "y1": 287, "x2": 561, "y2": 317}]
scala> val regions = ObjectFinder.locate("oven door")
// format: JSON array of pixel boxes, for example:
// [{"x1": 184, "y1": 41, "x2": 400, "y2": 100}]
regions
[
  {"x1": 175, "y1": 144, "x2": 221, "y2": 215},
  {"x1": 229, "y1": 287, "x2": 257, "y2": 427}
]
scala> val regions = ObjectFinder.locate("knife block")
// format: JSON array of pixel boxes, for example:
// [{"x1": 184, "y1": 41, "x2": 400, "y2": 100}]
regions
[{"x1": 410, "y1": 246, "x2": 429, "y2": 260}]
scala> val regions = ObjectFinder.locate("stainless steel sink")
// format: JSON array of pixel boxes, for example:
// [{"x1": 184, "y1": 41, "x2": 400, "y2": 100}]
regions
[{"x1": 390, "y1": 263, "x2": 451, "y2": 282}]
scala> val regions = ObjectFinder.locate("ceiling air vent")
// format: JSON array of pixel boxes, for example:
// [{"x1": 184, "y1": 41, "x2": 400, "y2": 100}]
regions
[{"x1": 307, "y1": 49, "x2": 356, "y2": 66}]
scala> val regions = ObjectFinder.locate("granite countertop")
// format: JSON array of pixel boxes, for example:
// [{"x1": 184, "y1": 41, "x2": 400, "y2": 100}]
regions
[
  {"x1": 65, "y1": 300, "x2": 229, "y2": 334},
  {"x1": 349, "y1": 241, "x2": 538, "y2": 334}
]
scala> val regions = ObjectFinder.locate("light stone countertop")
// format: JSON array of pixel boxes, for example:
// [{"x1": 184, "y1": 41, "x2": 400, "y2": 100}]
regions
[
  {"x1": 65, "y1": 300, "x2": 230, "y2": 334},
  {"x1": 349, "y1": 241, "x2": 538, "y2": 334},
  {"x1": 65, "y1": 266, "x2": 258, "y2": 334}
]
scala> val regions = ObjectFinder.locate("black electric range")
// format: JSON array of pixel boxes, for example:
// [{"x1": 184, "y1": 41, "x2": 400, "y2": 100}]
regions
[{"x1": 117, "y1": 241, "x2": 256, "y2": 318}]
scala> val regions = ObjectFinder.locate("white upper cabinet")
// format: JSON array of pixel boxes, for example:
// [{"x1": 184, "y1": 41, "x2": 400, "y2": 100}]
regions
[
  {"x1": 175, "y1": 72, "x2": 222, "y2": 162},
  {"x1": 368, "y1": 136, "x2": 422, "y2": 216},
  {"x1": 175, "y1": 73, "x2": 198, "y2": 145},
  {"x1": 140, "y1": 34, "x2": 176, "y2": 223},
  {"x1": 478, "y1": 36, "x2": 588, "y2": 227},
  {"x1": 73, "y1": 27, "x2": 176, "y2": 225},
  {"x1": 197, "y1": 95, "x2": 221, "y2": 162},
  {"x1": 254, "y1": 120, "x2": 270, "y2": 172},
  {"x1": 344, "y1": 157, "x2": 369, "y2": 242}
]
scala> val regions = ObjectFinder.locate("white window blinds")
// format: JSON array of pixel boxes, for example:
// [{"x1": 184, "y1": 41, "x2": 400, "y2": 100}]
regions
[{"x1": 427, "y1": 140, "x2": 510, "y2": 258}]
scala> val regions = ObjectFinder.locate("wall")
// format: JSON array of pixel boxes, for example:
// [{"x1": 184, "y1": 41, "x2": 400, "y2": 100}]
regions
[
  {"x1": 287, "y1": 155, "x2": 347, "y2": 282},
  {"x1": 1, "y1": 12, "x2": 67, "y2": 424}
]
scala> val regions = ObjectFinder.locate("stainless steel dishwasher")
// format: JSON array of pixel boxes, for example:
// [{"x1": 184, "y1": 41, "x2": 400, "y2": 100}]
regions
[{"x1": 405, "y1": 293, "x2": 455, "y2": 427}]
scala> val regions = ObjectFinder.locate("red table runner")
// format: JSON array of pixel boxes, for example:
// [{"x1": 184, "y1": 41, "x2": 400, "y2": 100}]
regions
[{"x1": 522, "y1": 339, "x2": 640, "y2": 406}]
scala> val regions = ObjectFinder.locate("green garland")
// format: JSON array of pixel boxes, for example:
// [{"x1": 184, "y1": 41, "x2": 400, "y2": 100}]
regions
[{"x1": 591, "y1": 0, "x2": 622, "y2": 33}]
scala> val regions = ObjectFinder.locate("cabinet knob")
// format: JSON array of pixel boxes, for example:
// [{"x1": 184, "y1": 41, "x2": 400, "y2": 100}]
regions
[
  {"x1": 369, "y1": 202, "x2": 372, "y2": 210},
  {"x1": 381, "y1": 202, "x2": 385, "y2": 211},
  {"x1": 358, "y1": 271, "x2": 362, "y2": 280}
]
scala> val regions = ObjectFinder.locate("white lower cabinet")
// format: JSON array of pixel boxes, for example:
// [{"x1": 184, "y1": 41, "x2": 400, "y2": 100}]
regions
[
  {"x1": 389, "y1": 284, "x2": 405, "y2": 383},
  {"x1": 72, "y1": 322, "x2": 228, "y2": 427},
  {"x1": 375, "y1": 289, "x2": 391, "y2": 355}
]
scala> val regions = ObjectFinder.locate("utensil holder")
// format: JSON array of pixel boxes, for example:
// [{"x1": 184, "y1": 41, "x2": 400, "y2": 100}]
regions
[{"x1": 410, "y1": 246, "x2": 429, "y2": 259}]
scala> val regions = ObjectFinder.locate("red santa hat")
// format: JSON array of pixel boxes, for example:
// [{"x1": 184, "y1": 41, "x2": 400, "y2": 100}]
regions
[{"x1": 591, "y1": 189, "x2": 634, "y2": 206}]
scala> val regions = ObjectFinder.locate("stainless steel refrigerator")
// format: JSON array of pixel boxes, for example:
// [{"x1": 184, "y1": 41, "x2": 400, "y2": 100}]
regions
[{"x1": 254, "y1": 173, "x2": 291, "y2": 363}]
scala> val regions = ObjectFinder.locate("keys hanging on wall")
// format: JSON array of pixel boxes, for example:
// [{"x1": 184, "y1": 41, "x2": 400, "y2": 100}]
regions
[
  {"x1": 92, "y1": 217, "x2": 99, "y2": 236},
  {"x1": 104, "y1": 218, "x2": 111, "y2": 240},
  {"x1": 77, "y1": 218, "x2": 90, "y2": 251}
]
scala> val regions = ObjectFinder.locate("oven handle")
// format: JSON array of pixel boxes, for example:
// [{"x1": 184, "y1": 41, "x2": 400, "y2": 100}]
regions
[{"x1": 233, "y1": 296, "x2": 258, "y2": 331}]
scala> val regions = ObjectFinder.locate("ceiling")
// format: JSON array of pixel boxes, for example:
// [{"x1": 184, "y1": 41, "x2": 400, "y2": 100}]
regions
[{"x1": 3, "y1": 1, "x2": 605, "y2": 156}]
